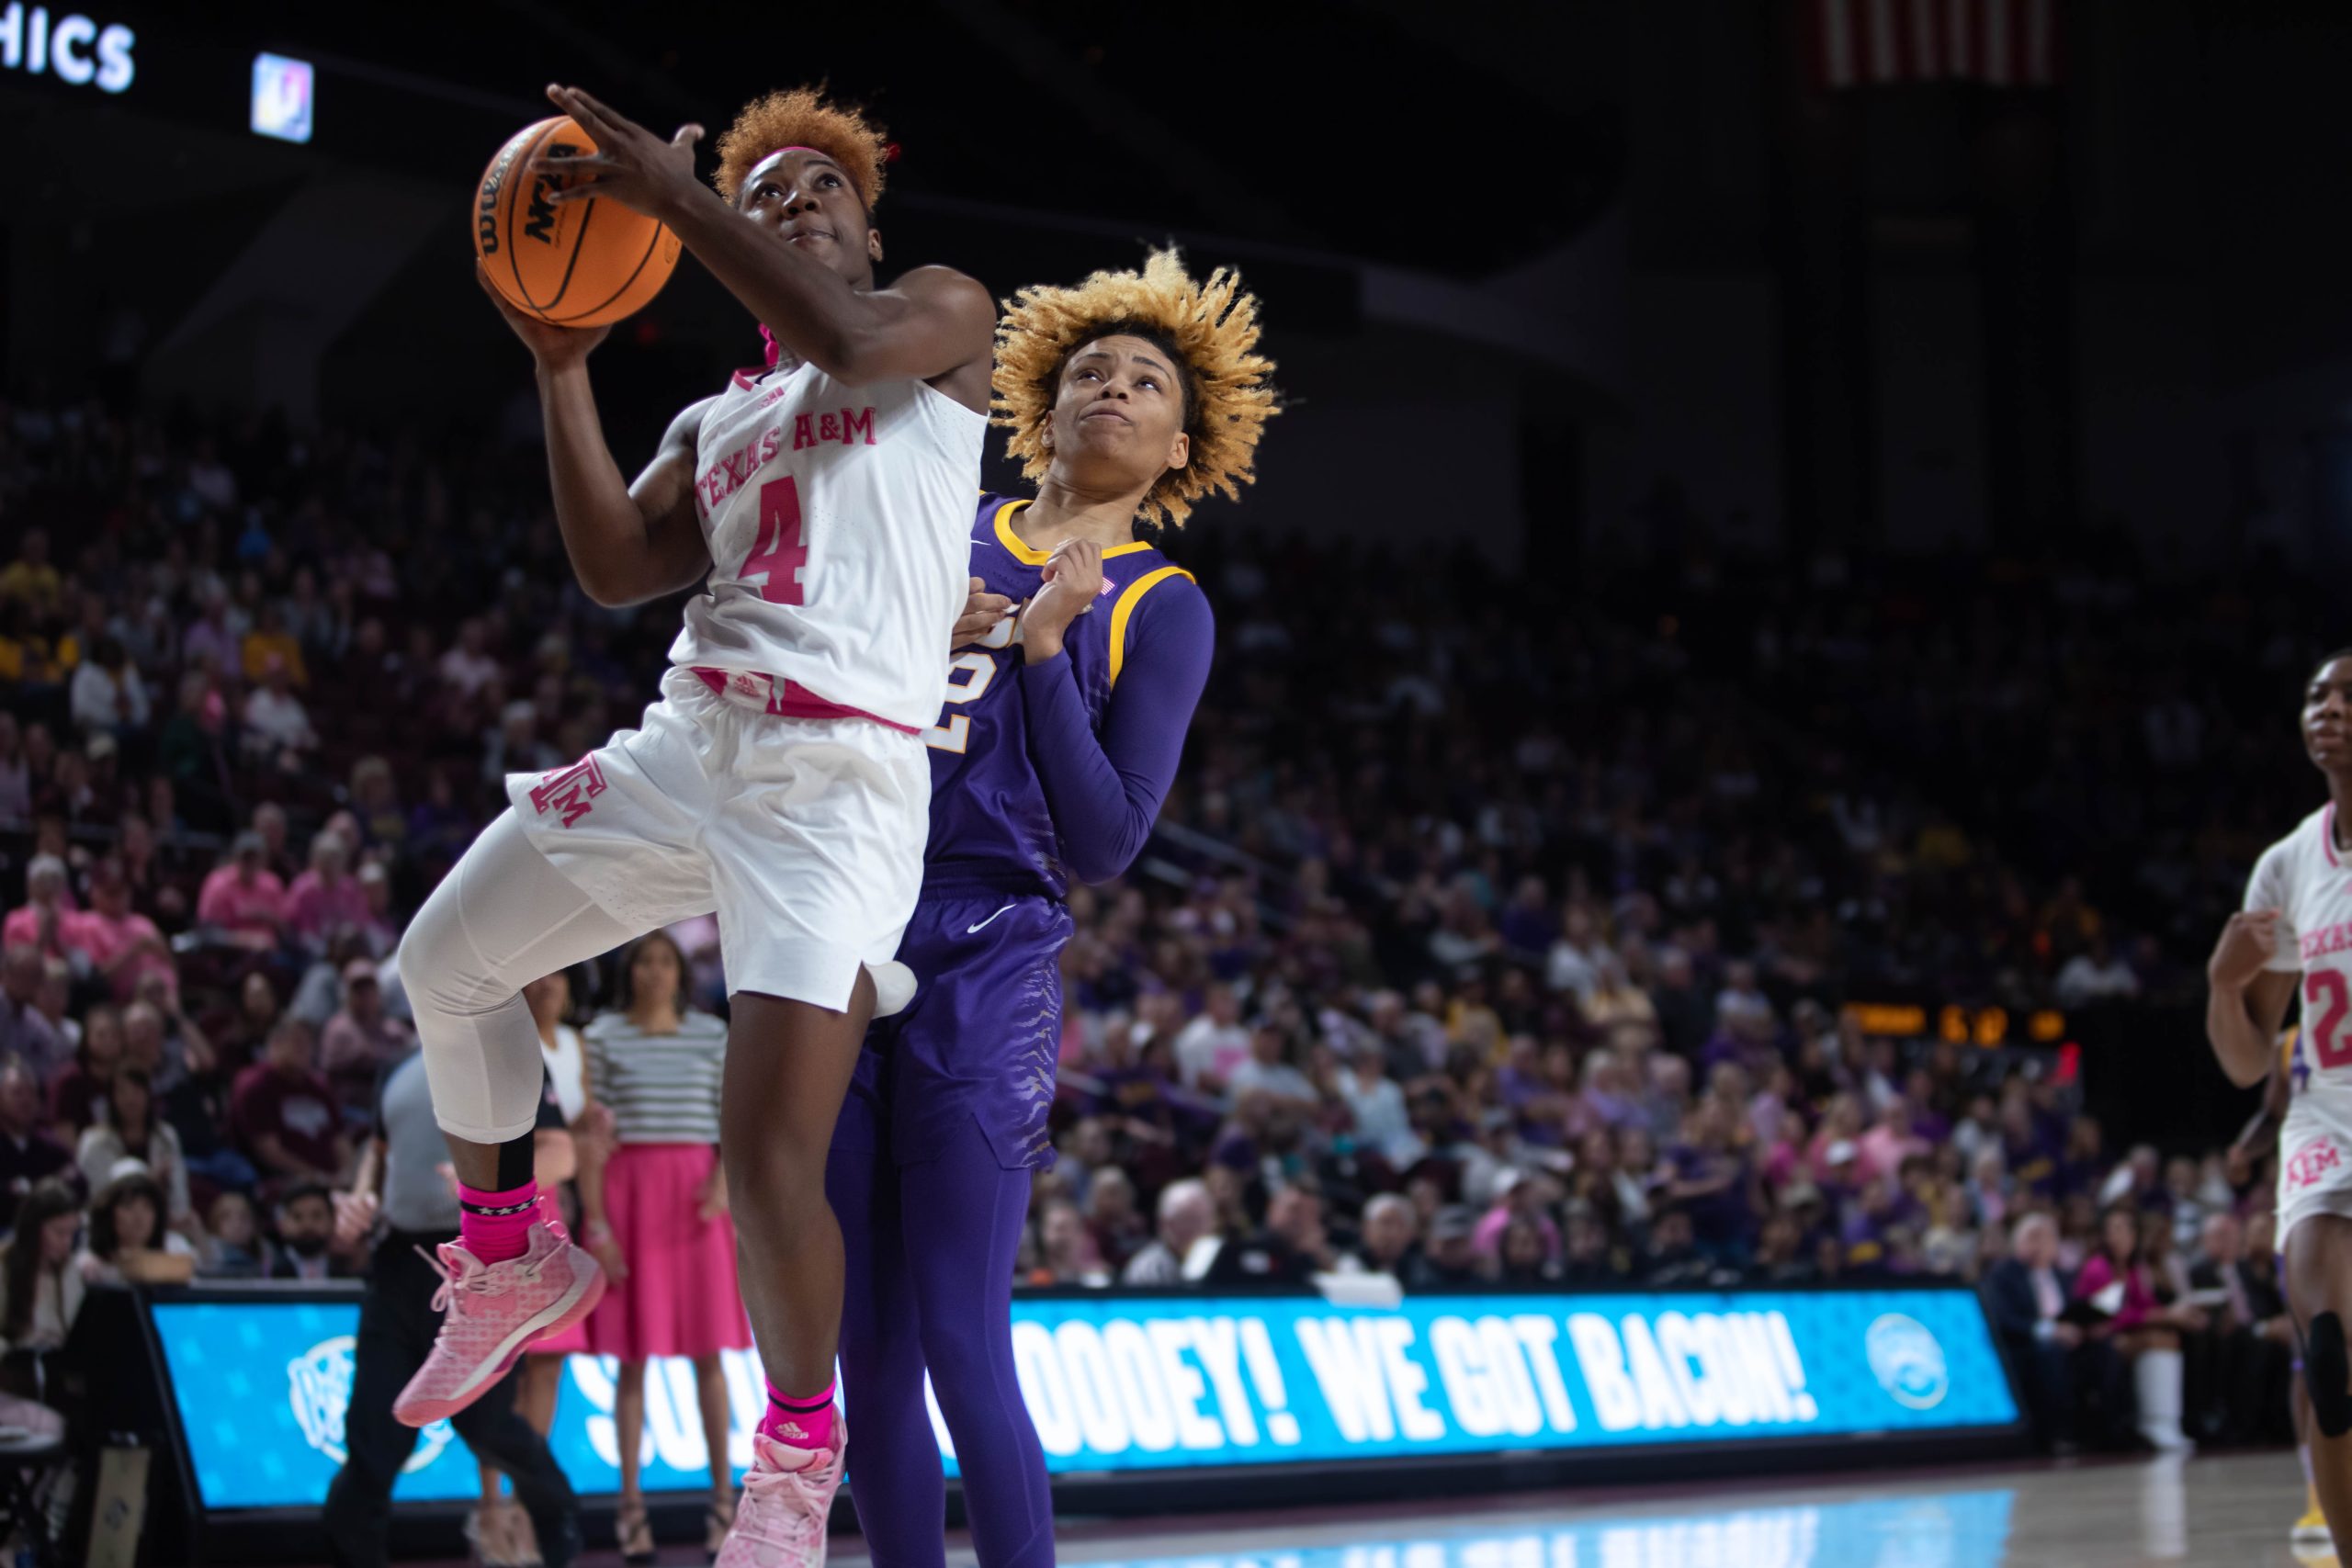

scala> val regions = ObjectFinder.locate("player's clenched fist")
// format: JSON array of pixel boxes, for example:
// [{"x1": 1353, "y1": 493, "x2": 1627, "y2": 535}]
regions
[{"x1": 2210, "y1": 908, "x2": 2284, "y2": 990}]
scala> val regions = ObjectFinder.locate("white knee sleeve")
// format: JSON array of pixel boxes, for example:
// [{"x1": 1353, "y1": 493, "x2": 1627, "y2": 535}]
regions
[{"x1": 398, "y1": 811, "x2": 639, "y2": 1144}]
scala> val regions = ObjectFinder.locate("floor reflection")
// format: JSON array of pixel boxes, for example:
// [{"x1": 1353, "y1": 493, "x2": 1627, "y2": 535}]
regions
[{"x1": 1063, "y1": 1489, "x2": 2017, "y2": 1568}]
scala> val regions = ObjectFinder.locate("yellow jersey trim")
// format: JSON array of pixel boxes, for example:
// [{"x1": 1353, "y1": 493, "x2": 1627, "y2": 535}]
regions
[
  {"x1": 1108, "y1": 566, "x2": 1195, "y2": 690},
  {"x1": 992, "y1": 498, "x2": 1154, "y2": 566}
]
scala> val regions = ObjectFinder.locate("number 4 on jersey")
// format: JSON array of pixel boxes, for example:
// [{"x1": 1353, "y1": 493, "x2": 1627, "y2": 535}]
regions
[{"x1": 742, "y1": 476, "x2": 808, "y2": 605}]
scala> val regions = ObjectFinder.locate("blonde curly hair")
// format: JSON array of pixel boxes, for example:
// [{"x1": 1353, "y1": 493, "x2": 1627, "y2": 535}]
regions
[
  {"x1": 713, "y1": 86, "x2": 889, "y2": 209},
  {"x1": 992, "y1": 249, "x2": 1279, "y2": 529}
]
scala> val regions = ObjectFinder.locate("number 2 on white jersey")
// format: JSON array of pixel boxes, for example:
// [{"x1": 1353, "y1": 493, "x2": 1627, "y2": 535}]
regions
[
  {"x1": 925, "y1": 651, "x2": 997, "y2": 753},
  {"x1": 2310, "y1": 970, "x2": 2352, "y2": 1070}
]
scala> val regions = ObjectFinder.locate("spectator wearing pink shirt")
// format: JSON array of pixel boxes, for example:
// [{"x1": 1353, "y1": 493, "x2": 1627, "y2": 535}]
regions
[
  {"x1": 1472, "y1": 1169, "x2": 1561, "y2": 1261},
  {"x1": 198, "y1": 833, "x2": 287, "y2": 949},
  {"x1": 318, "y1": 959, "x2": 413, "y2": 1113},
  {"x1": 3, "y1": 856, "x2": 74, "y2": 960},
  {"x1": 1855, "y1": 1095, "x2": 1928, "y2": 1185},
  {"x1": 66, "y1": 861, "x2": 175, "y2": 1002},
  {"x1": 284, "y1": 834, "x2": 368, "y2": 955}
]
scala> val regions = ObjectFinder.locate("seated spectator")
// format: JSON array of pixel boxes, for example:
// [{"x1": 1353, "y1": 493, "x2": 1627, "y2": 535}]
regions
[
  {"x1": 266, "y1": 1181, "x2": 355, "y2": 1281},
  {"x1": 1857, "y1": 1095, "x2": 1928, "y2": 1185},
  {"x1": 1641, "y1": 1205, "x2": 1715, "y2": 1287},
  {"x1": 198, "y1": 832, "x2": 288, "y2": 949},
  {"x1": 319, "y1": 959, "x2": 413, "y2": 1115},
  {"x1": 1121, "y1": 1178, "x2": 1215, "y2": 1285},
  {"x1": 2075, "y1": 1203, "x2": 2201, "y2": 1451},
  {"x1": 231, "y1": 1019, "x2": 349, "y2": 1192},
  {"x1": 1474, "y1": 1169, "x2": 1560, "y2": 1262},
  {"x1": 0, "y1": 1058, "x2": 74, "y2": 1229},
  {"x1": 1747, "y1": 1208, "x2": 1816, "y2": 1285},
  {"x1": 32, "y1": 958, "x2": 74, "y2": 1055},
  {"x1": 2190, "y1": 1211, "x2": 2293, "y2": 1446},
  {"x1": 1267, "y1": 1186, "x2": 1354, "y2": 1275},
  {"x1": 2056, "y1": 935, "x2": 2141, "y2": 1007},
  {"x1": 242, "y1": 653, "x2": 318, "y2": 762},
  {"x1": 47, "y1": 1004, "x2": 121, "y2": 1140},
  {"x1": 216, "y1": 971, "x2": 283, "y2": 1066},
  {"x1": 1173, "y1": 985, "x2": 1251, "y2": 1094},
  {"x1": 240, "y1": 603, "x2": 308, "y2": 689},
  {"x1": 1985, "y1": 1212, "x2": 2132, "y2": 1452},
  {"x1": 1227, "y1": 1023, "x2": 1317, "y2": 1110},
  {"x1": 354, "y1": 862, "x2": 398, "y2": 956},
  {"x1": 1498, "y1": 1216, "x2": 1554, "y2": 1286},
  {"x1": 1359, "y1": 1192, "x2": 1421, "y2": 1280},
  {"x1": 0, "y1": 712, "x2": 26, "y2": 822},
  {"x1": 1082, "y1": 1167, "x2": 1148, "y2": 1273},
  {"x1": 0, "y1": 1180, "x2": 85, "y2": 1390},
  {"x1": 198, "y1": 1190, "x2": 269, "y2": 1279},
  {"x1": 1030, "y1": 1200, "x2": 1110, "y2": 1286},
  {"x1": 1405, "y1": 1205, "x2": 1486, "y2": 1289},
  {"x1": 1339, "y1": 1045, "x2": 1419, "y2": 1168},
  {"x1": 68, "y1": 634, "x2": 150, "y2": 740},
  {"x1": 76, "y1": 1169, "x2": 195, "y2": 1284},
  {"x1": 285, "y1": 832, "x2": 370, "y2": 956},
  {"x1": 3, "y1": 857, "x2": 73, "y2": 959},
  {"x1": 66, "y1": 859, "x2": 175, "y2": 1003},
  {"x1": 0, "y1": 951, "x2": 65, "y2": 1086},
  {"x1": 75, "y1": 1070, "x2": 191, "y2": 1235}
]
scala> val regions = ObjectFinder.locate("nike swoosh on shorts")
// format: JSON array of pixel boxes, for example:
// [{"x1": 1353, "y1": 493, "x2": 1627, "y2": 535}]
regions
[{"x1": 967, "y1": 904, "x2": 1017, "y2": 934}]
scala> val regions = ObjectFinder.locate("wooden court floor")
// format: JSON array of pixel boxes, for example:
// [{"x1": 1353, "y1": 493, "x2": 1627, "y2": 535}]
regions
[{"x1": 354, "y1": 1449, "x2": 2346, "y2": 1565}]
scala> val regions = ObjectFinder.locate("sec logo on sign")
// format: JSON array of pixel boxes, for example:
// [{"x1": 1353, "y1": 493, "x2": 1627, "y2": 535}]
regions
[
  {"x1": 289, "y1": 1337, "x2": 453, "y2": 1472},
  {"x1": 1864, "y1": 1314, "x2": 1950, "y2": 1411}
]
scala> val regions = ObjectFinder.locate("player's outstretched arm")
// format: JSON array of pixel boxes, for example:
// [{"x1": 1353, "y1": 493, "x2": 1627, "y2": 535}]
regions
[
  {"x1": 478, "y1": 264, "x2": 712, "y2": 608},
  {"x1": 538, "y1": 85, "x2": 995, "y2": 398},
  {"x1": 2207, "y1": 909, "x2": 2296, "y2": 1087}
]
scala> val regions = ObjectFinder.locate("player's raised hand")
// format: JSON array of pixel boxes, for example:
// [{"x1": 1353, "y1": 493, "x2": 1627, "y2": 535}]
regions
[
  {"x1": 476, "y1": 262, "x2": 610, "y2": 367},
  {"x1": 540, "y1": 85, "x2": 707, "y2": 226},
  {"x1": 1019, "y1": 538, "x2": 1105, "y2": 661},
  {"x1": 953, "y1": 577, "x2": 1016, "y2": 649},
  {"x1": 2210, "y1": 909, "x2": 2285, "y2": 990}
]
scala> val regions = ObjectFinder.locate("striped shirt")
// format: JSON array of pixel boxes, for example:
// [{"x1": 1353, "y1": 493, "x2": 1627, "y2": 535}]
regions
[{"x1": 583, "y1": 1010, "x2": 728, "y2": 1145}]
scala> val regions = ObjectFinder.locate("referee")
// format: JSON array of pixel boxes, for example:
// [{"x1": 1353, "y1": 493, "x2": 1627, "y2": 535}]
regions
[{"x1": 322, "y1": 1046, "x2": 582, "y2": 1567}]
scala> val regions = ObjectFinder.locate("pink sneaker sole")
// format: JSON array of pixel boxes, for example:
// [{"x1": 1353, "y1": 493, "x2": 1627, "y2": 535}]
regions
[{"x1": 392, "y1": 1254, "x2": 606, "y2": 1427}]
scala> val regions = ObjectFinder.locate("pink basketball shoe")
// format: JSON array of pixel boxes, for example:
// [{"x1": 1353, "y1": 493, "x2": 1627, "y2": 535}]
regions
[
  {"x1": 715, "y1": 1423, "x2": 845, "y2": 1568},
  {"x1": 392, "y1": 1213, "x2": 604, "y2": 1427}
]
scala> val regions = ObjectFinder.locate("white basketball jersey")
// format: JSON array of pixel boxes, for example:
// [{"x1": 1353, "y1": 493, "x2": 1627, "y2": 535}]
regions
[
  {"x1": 2248, "y1": 805, "x2": 2352, "y2": 1201},
  {"x1": 670, "y1": 359, "x2": 983, "y2": 731}
]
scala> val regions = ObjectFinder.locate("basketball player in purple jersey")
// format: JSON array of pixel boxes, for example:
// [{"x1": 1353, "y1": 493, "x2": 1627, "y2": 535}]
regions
[
  {"x1": 394, "y1": 85, "x2": 993, "y2": 1566},
  {"x1": 826, "y1": 252, "x2": 1277, "y2": 1568}
]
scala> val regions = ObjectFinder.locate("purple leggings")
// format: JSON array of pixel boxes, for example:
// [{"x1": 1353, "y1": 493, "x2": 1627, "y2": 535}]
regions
[{"x1": 827, "y1": 1095, "x2": 1053, "y2": 1568}]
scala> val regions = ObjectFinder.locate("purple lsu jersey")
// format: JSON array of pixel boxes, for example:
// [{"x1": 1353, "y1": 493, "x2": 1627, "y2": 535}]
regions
[{"x1": 917, "y1": 493, "x2": 1193, "y2": 899}]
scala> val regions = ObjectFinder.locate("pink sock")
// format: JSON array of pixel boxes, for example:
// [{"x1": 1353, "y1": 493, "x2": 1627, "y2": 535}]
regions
[
  {"x1": 760, "y1": 1379, "x2": 837, "y2": 1451},
  {"x1": 456, "y1": 1180, "x2": 538, "y2": 1264}
]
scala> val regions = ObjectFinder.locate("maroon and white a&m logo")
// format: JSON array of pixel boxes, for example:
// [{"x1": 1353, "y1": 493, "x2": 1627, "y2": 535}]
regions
[
  {"x1": 529, "y1": 758, "x2": 608, "y2": 828},
  {"x1": 2288, "y1": 1139, "x2": 2344, "y2": 1195}
]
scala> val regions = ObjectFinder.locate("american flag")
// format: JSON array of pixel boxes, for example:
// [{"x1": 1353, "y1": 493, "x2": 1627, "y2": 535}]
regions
[{"x1": 1807, "y1": 0, "x2": 2061, "y2": 90}]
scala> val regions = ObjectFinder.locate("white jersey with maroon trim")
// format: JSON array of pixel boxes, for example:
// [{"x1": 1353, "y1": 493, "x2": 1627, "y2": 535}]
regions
[
  {"x1": 2245, "y1": 803, "x2": 2352, "y2": 1244},
  {"x1": 669, "y1": 359, "x2": 982, "y2": 733}
]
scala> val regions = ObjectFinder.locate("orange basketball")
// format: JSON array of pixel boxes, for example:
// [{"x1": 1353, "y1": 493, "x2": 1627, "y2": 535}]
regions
[{"x1": 474, "y1": 116, "x2": 682, "y2": 328}]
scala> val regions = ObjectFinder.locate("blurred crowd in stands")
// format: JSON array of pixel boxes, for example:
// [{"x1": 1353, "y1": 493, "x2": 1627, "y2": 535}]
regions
[{"x1": 0, "y1": 396, "x2": 2317, "y2": 1454}]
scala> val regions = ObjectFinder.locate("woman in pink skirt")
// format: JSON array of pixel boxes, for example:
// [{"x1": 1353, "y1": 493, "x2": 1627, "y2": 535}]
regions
[{"x1": 578, "y1": 933, "x2": 748, "y2": 1562}]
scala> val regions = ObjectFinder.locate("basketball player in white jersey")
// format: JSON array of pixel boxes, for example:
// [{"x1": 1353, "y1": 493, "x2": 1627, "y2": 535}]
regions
[
  {"x1": 2211, "y1": 649, "x2": 2352, "y2": 1560},
  {"x1": 390, "y1": 84, "x2": 992, "y2": 1566}
]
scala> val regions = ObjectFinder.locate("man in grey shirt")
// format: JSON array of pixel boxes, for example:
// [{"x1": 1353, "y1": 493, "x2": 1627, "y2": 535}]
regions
[{"x1": 322, "y1": 1049, "x2": 581, "y2": 1567}]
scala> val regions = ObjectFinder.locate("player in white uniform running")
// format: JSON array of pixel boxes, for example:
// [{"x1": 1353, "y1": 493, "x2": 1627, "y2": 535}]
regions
[
  {"x1": 389, "y1": 84, "x2": 993, "y2": 1567},
  {"x1": 2211, "y1": 649, "x2": 2352, "y2": 1561}
]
